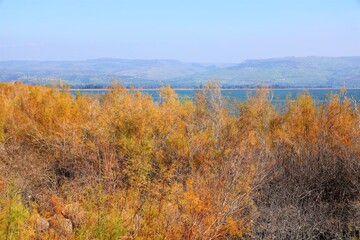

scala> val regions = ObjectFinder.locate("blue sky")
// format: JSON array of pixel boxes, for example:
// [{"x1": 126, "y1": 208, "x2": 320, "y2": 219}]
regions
[{"x1": 0, "y1": 0, "x2": 360, "y2": 62}]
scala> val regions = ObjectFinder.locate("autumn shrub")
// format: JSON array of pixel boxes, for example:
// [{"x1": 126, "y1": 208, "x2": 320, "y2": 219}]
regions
[
  {"x1": 0, "y1": 181, "x2": 35, "y2": 240},
  {"x1": 251, "y1": 93, "x2": 360, "y2": 239},
  {"x1": 0, "y1": 82, "x2": 359, "y2": 239}
]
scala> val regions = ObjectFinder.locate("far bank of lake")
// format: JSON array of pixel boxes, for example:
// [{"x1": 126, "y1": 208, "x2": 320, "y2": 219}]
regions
[{"x1": 70, "y1": 88, "x2": 360, "y2": 103}]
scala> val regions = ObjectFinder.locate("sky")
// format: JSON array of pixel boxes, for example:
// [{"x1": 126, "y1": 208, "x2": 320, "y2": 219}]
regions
[{"x1": 0, "y1": 0, "x2": 360, "y2": 63}]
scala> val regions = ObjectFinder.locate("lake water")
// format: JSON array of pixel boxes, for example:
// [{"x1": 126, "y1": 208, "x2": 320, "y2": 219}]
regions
[{"x1": 72, "y1": 89, "x2": 360, "y2": 103}]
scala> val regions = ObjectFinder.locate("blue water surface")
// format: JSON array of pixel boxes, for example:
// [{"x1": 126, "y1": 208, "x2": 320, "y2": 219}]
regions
[{"x1": 71, "y1": 89, "x2": 360, "y2": 103}]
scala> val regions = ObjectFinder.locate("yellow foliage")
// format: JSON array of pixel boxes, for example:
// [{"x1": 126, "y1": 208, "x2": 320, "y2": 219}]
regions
[{"x1": 0, "y1": 83, "x2": 358, "y2": 239}]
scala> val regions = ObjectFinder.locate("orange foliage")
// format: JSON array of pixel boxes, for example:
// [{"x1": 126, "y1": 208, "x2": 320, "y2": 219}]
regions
[{"x1": 0, "y1": 83, "x2": 359, "y2": 239}]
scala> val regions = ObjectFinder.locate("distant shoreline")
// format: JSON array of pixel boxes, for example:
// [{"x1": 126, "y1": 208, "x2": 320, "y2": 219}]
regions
[{"x1": 68, "y1": 87, "x2": 360, "y2": 91}]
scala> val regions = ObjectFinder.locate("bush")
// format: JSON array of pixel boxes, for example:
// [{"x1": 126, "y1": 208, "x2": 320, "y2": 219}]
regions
[{"x1": 0, "y1": 83, "x2": 359, "y2": 239}]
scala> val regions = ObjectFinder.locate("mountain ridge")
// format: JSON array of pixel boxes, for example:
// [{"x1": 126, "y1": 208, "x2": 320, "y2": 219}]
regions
[{"x1": 1, "y1": 56, "x2": 360, "y2": 88}]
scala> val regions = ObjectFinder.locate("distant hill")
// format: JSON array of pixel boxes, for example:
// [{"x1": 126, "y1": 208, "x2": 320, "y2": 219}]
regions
[
  {"x1": 0, "y1": 59, "x2": 214, "y2": 88},
  {"x1": 1, "y1": 57, "x2": 360, "y2": 88},
  {"x1": 176, "y1": 56, "x2": 360, "y2": 88}
]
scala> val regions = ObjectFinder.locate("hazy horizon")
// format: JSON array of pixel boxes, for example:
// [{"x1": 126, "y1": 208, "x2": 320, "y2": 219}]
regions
[
  {"x1": 1, "y1": 55, "x2": 360, "y2": 65},
  {"x1": 1, "y1": 0, "x2": 360, "y2": 62}
]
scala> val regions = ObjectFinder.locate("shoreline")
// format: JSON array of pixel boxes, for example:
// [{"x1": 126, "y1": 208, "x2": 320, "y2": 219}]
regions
[{"x1": 68, "y1": 87, "x2": 360, "y2": 91}]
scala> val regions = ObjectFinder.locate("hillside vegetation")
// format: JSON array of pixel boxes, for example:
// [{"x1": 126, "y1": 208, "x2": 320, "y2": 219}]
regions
[
  {"x1": 0, "y1": 83, "x2": 359, "y2": 239},
  {"x1": 2, "y1": 57, "x2": 360, "y2": 88},
  {"x1": 0, "y1": 59, "x2": 212, "y2": 88},
  {"x1": 182, "y1": 57, "x2": 360, "y2": 88}
]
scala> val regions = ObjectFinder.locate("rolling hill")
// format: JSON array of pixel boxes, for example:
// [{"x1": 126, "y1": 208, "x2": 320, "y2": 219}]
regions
[{"x1": 1, "y1": 57, "x2": 360, "y2": 88}]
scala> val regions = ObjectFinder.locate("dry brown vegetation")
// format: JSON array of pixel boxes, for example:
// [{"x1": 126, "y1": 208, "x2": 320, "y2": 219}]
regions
[{"x1": 0, "y1": 82, "x2": 359, "y2": 239}]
